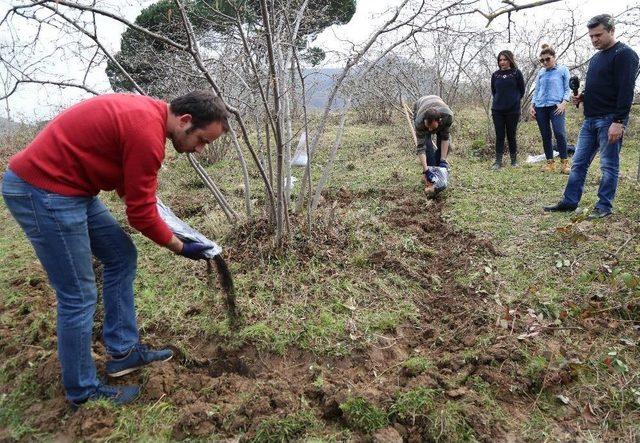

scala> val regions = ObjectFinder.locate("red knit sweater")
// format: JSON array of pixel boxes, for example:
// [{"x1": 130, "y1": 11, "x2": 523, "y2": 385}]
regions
[{"x1": 9, "y1": 94, "x2": 173, "y2": 245}]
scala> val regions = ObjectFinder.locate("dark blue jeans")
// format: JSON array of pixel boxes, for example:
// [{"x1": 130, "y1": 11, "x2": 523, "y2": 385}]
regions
[
  {"x1": 534, "y1": 105, "x2": 567, "y2": 160},
  {"x1": 423, "y1": 133, "x2": 451, "y2": 165},
  {"x1": 2, "y1": 170, "x2": 139, "y2": 402},
  {"x1": 561, "y1": 115, "x2": 623, "y2": 212}
]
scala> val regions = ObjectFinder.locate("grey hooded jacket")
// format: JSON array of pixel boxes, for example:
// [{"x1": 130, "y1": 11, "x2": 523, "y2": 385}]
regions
[{"x1": 413, "y1": 95, "x2": 453, "y2": 154}]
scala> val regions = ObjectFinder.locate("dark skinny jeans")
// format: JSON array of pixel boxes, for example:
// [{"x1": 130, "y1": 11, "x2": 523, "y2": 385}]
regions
[
  {"x1": 492, "y1": 112, "x2": 519, "y2": 163},
  {"x1": 534, "y1": 105, "x2": 568, "y2": 160},
  {"x1": 424, "y1": 132, "x2": 444, "y2": 166}
]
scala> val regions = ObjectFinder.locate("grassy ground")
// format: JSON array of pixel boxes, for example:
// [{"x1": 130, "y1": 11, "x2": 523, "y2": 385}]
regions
[{"x1": 0, "y1": 105, "x2": 639, "y2": 441}]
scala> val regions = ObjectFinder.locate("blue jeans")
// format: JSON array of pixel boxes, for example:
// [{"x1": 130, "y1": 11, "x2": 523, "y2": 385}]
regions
[
  {"x1": 2, "y1": 170, "x2": 139, "y2": 402},
  {"x1": 561, "y1": 115, "x2": 623, "y2": 212},
  {"x1": 423, "y1": 133, "x2": 452, "y2": 165},
  {"x1": 534, "y1": 105, "x2": 567, "y2": 160}
]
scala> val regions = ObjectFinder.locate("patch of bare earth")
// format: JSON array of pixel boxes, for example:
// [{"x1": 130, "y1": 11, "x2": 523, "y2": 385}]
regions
[{"x1": 1, "y1": 189, "x2": 595, "y2": 441}]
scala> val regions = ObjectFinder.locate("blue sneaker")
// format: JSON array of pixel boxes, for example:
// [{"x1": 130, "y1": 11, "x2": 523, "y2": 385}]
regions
[
  {"x1": 70, "y1": 383, "x2": 140, "y2": 411},
  {"x1": 106, "y1": 343, "x2": 173, "y2": 378}
]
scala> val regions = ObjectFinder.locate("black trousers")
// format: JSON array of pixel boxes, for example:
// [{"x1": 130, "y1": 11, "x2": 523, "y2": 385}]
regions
[{"x1": 492, "y1": 112, "x2": 519, "y2": 162}]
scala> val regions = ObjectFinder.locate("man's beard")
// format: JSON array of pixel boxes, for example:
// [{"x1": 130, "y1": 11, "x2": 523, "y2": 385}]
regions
[{"x1": 169, "y1": 133, "x2": 183, "y2": 153}]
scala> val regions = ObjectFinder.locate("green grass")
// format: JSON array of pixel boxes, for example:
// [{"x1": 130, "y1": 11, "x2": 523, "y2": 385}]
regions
[
  {"x1": 339, "y1": 397, "x2": 388, "y2": 434},
  {"x1": 389, "y1": 387, "x2": 437, "y2": 425},
  {"x1": 429, "y1": 401, "x2": 476, "y2": 442},
  {"x1": 0, "y1": 367, "x2": 40, "y2": 440},
  {"x1": 402, "y1": 356, "x2": 433, "y2": 375},
  {"x1": 251, "y1": 411, "x2": 320, "y2": 443},
  {"x1": 1, "y1": 106, "x2": 639, "y2": 441}
]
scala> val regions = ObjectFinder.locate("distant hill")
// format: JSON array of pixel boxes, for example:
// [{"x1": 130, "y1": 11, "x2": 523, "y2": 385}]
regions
[
  {"x1": 302, "y1": 68, "x2": 346, "y2": 110},
  {"x1": 0, "y1": 116, "x2": 21, "y2": 135}
]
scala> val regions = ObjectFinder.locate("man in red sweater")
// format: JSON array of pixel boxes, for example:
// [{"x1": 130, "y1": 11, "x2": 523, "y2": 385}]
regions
[{"x1": 2, "y1": 90, "x2": 231, "y2": 408}]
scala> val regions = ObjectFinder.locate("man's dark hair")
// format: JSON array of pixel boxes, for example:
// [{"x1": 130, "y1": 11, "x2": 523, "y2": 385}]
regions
[
  {"x1": 170, "y1": 90, "x2": 232, "y2": 132},
  {"x1": 587, "y1": 14, "x2": 615, "y2": 32},
  {"x1": 424, "y1": 109, "x2": 440, "y2": 123},
  {"x1": 497, "y1": 50, "x2": 517, "y2": 69}
]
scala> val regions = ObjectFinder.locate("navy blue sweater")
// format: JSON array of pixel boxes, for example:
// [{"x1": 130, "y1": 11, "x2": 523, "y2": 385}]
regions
[
  {"x1": 491, "y1": 68, "x2": 525, "y2": 114},
  {"x1": 583, "y1": 42, "x2": 639, "y2": 122}
]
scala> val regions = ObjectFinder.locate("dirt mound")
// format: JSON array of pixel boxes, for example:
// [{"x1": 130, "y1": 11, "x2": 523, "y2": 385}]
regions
[
  {"x1": 164, "y1": 191, "x2": 512, "y2": 440},
  {"x1": 1, "y1": 189, "x2": 525, "y2": 441}
]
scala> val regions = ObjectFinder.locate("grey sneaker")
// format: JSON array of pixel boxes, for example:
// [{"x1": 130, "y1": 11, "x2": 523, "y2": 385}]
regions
[
  {"x1": 491, "y1": 162, "x2": 502, "y2": 170},
  {"x1": 587, "y1": 208, "x2": 612, "y2": 220}
]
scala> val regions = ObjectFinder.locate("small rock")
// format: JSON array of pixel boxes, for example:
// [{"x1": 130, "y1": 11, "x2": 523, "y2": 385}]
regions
[
  {"x1": 445, "y1": 387, "x2": 470, "y2": 399},
  {"x1": 373, "y1": 426, "x2": 403, "y2": 443}
]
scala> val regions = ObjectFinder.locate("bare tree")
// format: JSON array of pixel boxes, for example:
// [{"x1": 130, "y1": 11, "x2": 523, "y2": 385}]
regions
[{"x1": 2, "y1": 0, "x2": 637, "y2": 241}]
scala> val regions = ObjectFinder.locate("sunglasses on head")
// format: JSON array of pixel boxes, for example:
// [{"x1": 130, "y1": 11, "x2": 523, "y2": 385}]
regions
[{"x1": 539, "y1": 56, "x2": 552, "y2": 63}]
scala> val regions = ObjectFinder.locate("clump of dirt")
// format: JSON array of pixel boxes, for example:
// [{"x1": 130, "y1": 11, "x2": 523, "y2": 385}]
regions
[
  {"x1": 66, "y1": 405, "x2": 118, "y2": 439},
  {"x1": 206, "y1": 255, "x2": 239, "y2": 328}
]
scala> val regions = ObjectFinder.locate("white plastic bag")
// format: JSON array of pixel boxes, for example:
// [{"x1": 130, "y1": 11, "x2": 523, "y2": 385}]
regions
[
  {"x1": 291, "y1": 132, "x2": 308, "y2": 167},
  {"x1": 285, "y1": 175, "x2": 297, "y2": 192},
  {"x1": 156, "y1": 198, "x2": 222, "y2": 258},
  {"x1": 426, "y1": 166, "x2": 449, "y2": 193},
  {"x1": 526, "y1": 151, "x2": 559, "y2": 164}
]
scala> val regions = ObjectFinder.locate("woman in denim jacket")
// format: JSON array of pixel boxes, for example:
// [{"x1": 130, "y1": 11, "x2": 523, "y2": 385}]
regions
[{"x1": 530, "y1": 44, "x2": 571, "y2": 174}]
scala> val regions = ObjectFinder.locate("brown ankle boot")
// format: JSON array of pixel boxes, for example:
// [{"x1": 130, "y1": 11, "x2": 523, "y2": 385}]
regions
[
  {"x1": 560, "y1": 159, "x2": 570, "y2": 174},
  {"x1": 542, "y1": 159, "x2": 556, "y2": 172}
]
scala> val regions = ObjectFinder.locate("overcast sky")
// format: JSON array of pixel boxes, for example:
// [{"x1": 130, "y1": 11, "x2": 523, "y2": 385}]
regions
[{"x1": 0, "y1": 0, "x2": 635, "y2": 121}]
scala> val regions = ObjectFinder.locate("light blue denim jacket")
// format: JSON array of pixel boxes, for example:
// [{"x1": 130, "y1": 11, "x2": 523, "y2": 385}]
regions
[{"x1": 532, "y1": 64, "x2": 571, "y2": 107}]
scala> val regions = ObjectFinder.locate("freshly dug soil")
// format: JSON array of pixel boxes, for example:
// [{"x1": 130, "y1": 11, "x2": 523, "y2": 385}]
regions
[{"x1": 1, "y1": 189, "x2": 537, "y2": 441}]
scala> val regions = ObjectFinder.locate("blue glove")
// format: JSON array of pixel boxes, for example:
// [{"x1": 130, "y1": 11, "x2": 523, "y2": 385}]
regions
[
  {"x1": 179, "y1": 241, "x2": 211, "y2": 260},
  {"x1": 424, "y1": 169, "x2": 436, "y2": 183},
  {"x1": 438, "y1": 160, "x2": 449, "y2": 169}
]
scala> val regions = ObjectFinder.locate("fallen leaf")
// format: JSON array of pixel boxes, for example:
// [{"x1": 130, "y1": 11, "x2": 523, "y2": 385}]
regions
[
  {"x1": 517, "y1": 331, "x2": 540, "y2": 340},
  {"x1": 608, "y1": 320, "x2": 620, "y2": 329},
  {"x1": 613, "y1": 358, "x2": 629, "y2": 373},
  {"x1": 556, "y1": 394, "x2": 570, "y2": 405},
  {"x1": 582, "y1": 403, "x2": 598, "y2": 423}
]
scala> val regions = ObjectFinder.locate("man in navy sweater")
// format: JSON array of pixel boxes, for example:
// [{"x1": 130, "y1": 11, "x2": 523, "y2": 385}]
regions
[{"x1": 544, "y1": 14, "x2": 638, "y2": 219}]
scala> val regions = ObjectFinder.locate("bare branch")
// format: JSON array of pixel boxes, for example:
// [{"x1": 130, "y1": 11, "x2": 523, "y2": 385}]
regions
[
  {"x1": 475, "y1": 0, "x2": 564, "y2": 27},
  {"x1": 0, "y1": 79, "x2": 99, "y2": 101}
]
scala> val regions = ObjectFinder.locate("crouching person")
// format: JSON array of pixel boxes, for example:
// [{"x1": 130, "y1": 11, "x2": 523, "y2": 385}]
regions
[
  {"x1": 2, "y1": 91, "x2": 231, "y2": 409},
  {"x1": 413, "y1": 95, "x2": 453, "y2": 196}
]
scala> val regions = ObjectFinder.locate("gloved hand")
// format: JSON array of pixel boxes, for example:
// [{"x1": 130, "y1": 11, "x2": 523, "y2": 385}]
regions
[
  {"x1": 438, "y1": 159, "x2": 449, "y2": 169},
  {"x1": 424, "y1": 169, "x2": 436, "y2": 183},
  {"x1": 179, "y1": 241, "x2": 211, "y2": 260}
]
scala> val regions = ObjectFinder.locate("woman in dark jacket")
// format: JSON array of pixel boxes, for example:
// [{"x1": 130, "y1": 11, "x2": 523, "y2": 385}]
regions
[{"x1": 491, "y1": 50, "x2": 525, "y2": 169}]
